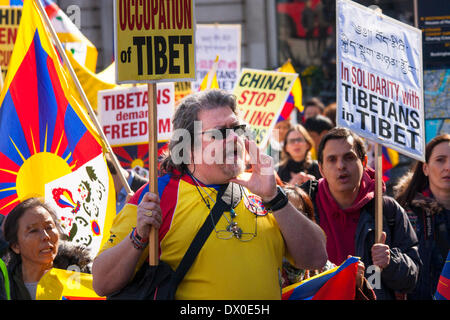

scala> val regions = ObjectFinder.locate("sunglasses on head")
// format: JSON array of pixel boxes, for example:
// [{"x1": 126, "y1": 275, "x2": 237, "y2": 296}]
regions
[{"x1": 201, "y1": 124, "x2": 247, "y2": 140}]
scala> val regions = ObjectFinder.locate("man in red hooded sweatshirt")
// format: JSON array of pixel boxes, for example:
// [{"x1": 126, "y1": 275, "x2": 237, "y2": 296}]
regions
[{"x1": 301, "y1": 127, "x2": 421, "y2": 300}]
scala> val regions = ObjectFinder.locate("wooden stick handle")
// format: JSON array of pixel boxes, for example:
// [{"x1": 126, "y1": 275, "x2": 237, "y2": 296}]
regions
[
  {"x1": 35, "y1": 0, "x2": 132, "y2": 195},
  {"x1": 374, "y1": 143, "x2": 383, "y2": 243},
  {"x1": 147, "y1": 83, "x2": 159, "y2": 266}
]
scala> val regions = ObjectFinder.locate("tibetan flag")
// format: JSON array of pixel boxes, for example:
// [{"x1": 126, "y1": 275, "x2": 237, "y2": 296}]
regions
[
  {"x1": 199, "y1": 55, "x2": 220, "y2": 91},
  {"x1": 3, "y1": 0, "x2": 98, "y2": 72},
  {"x1": 113, "y1": 144, "x2": 149, "y2": 173},
  {"x1": 277, "y1": 92, "x2": 295, "y2": 123},
  {"x1": 0, "y1": 0, "x2": 115, "y2": 256},
  {"x1": 277, "y1": 59, "x2": 303, "y2": 113},
  {"x1": 36, "y1": 268, "x2": 105, "y2": 300},
  {"x1": 382, "y1": 146, "x2": 399, "y2": 182},
  {"x1": 434, "y1": 251, "x2": 450, "y2": 300},
  {"x1": 282, "y1": 256, "x2": 359, "y2": 300},
  {"x1": 112, "y1": 142, "x2": 168, "y2": 178}
]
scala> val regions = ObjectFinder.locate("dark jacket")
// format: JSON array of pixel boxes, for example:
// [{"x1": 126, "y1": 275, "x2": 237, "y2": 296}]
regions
[
  {"x1": 401, "y1": 191, "x2": 449, "y2": 300},
  {"x1": 301, "y1": 179, "x2": 421, "y2": 300},
  {"x1": 277, "y1": 159, "x2": 321, "y2": 184},
  {"x1": 2, "y1": 241, "x2": 92, "y2": 300}
]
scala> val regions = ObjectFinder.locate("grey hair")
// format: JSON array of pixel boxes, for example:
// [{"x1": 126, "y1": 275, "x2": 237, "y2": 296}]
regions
[{"x1": 160, "y1": 89, "x2": 237, "y2": 175}]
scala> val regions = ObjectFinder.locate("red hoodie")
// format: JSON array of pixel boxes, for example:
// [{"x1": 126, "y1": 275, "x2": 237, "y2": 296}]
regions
[{"x1": 315, "y1": 167, "x2": 385, "y2": 265}]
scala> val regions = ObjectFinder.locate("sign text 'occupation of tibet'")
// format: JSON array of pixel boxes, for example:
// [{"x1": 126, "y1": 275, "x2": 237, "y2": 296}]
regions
[
  {"x1": 98, "y1": 83, "x2": 175, "y2": 146},
  {"x1": 337, "y1": 0, "x2": 425, "y2": 161},
  {"x1": 114, "y1": 0, "x2": 195, "y2": 83},
  {"x1": 233, "y1": 68, "x2": 297, "y2": 147}
]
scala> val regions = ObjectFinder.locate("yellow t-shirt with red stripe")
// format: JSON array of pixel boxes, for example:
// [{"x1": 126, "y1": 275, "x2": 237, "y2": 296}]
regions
[{"x1": 98, "y1": 173, "x2": 287, "y2": 299}]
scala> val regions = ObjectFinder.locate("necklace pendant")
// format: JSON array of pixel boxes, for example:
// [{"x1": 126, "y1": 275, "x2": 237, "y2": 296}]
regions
[
  {"x1": 230, "y1": 208, "x2": 236, "y2": 218},
  {"x1": 227, "y1": 222, "x2": 242, "y2": 239}
]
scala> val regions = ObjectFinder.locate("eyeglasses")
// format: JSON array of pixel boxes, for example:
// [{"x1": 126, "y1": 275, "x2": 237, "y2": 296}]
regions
[
  {"x1": 287, "y1": 137, "x2": 306, "y2": 144},
  {"x1": 214, "y1": 216, "x2": 258, "y2": 242},
  {"x1": 213, "y1": 188, "x2": 268, "y2": 242},
  {"x1": 201, "y1": 124, "x2": 247, "y2": 140}
]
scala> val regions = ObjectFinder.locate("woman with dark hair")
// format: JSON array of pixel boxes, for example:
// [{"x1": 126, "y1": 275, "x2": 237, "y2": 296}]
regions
[
  {"x1": 395, "y1": 134, "x2": 450, "y2": 300},
  {"x1": 1, "y1": 198, "x2": 92, "y2": 300},
  {"x1": 277, "y1": 124, "x2": 321, "y2": 185}
]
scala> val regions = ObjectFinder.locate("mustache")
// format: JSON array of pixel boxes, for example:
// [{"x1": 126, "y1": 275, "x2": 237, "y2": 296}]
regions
[{"x1": 224, "y1": 141, "x2": 244, "y2": 156}]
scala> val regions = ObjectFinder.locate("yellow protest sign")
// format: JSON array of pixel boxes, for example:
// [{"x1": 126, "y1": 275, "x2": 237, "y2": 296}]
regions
[
  {"x1": 233, "y1": 68, "x2": 298, "y2": 147},
  {"x1": 0, "y1": 6, "x2": 21, "y2": 80},
  {"x1": 174, "y1": 80, "x2": 192, "y2": 103},
  {"x1": 114, "y1": 0, "x2": 196, "y2": 83}
]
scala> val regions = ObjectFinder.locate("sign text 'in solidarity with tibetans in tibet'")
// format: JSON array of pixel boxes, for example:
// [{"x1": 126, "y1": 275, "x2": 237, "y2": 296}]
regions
[{"x1": 337, "y1": 0, "x2": 425, "y2": 161}]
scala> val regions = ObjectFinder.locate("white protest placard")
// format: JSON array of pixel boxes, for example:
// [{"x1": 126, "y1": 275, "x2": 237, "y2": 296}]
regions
[
  {"x1": 336, "y1": 0, "x2": 425, "y2": 161},
  {"x1": 98, "y1": 83, "x2": 175, "y2": 146},
  {"x1": 192, "y1": 24, "x2": 241, "y2": 91}
]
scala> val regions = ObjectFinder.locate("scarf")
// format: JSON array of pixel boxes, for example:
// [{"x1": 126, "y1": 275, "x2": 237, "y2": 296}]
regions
[{"x1": 316, "y1": 167, "x2": 383, "y2": 265}]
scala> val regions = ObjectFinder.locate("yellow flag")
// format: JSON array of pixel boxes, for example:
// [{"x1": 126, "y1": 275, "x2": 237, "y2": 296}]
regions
[
  {"x1": 36, "y1": 268, "x2": 105, "y2": 300},
  {"x1": 278, "y1": 59, "x2": 303, "y2": 112},
  {"x1": 66, "y1": 51, "x2": 117, "y2": 112},
  {"x1": 199, "y1": 55, "x2": 220, "y2": 91}
]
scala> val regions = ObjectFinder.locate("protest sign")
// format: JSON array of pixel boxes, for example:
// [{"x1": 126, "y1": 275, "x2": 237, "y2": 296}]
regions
[
  {"x1": 98, "y1": 83, "x2": 175, "y2": 146},
  {"x1": 233, "y1": 68, "x2": 298, "y2": 147},
  {"x1": 114, "y1": 0, "x2": 195, "y2": 83},
  {"x1": 337, "y1": 0, "x2": 425, "y2": 162},
  {"x1": 175, "y1": 80, "x2": 192, "y2": 102},
  {"x1": 0, "y1": 6, "x2": 21, "y2": 80},
  {"x1": 417, "y1": 0, "x2": 450, "y2": 68},
  {"x1": 192, "y1": 24, "x2": 241, "y2": 91}
]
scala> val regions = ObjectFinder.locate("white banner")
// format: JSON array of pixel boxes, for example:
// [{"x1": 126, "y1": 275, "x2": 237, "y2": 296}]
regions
[
  {"x1": 192, "y1": 24, "x2": 241, "y2": 91},
  {"x1": 336, "y1": 0, "x2": 425, "y2": 161},
  {"x1": 45, "y1": 154, "x2": 109, "y2": 257},
  {"x1": 98, "y1": 83, "x2": 175, "y2": 146}
]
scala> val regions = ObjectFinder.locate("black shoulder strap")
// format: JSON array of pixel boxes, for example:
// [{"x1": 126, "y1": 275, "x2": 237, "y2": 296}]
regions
[
  {"x1": 299, "y1": 179, "x2": 319, "y2": 203},
  {"x1": 299, "y1": 179, "x2": 320, "y2": 223},
  {"x1": 171, "y1": 183, "x2": 229, "y2": 286}
]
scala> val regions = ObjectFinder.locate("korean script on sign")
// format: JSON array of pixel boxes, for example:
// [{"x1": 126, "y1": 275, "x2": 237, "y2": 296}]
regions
[
  {"x1": 114, "y1": 0, "x2": 196, "y2": 83},
  {"x1": 233, "y1": 68, "x2": 297, "y2": 148},
  {"x1": 337, "y1": 0, "x2": 425, "y2": 161}
]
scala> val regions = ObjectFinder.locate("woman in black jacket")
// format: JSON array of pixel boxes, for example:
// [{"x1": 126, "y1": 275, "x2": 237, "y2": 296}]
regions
[
  {"x1": 277, "y1": 124, "x2": 321, "y2": 185},
  {"x1": 395, "y1": 134, "x2": 450, "y2": 300}
]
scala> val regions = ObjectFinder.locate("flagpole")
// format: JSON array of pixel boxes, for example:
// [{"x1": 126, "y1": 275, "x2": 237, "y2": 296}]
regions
[
  {"x1": 374, "y1": 143, "x2": 383, "y2": 243},
  {"x1": 368, "y1": 6, "x2": 384, "y2": 244},
  {"x1": 34, "y1": 0, "x2": 132, "y2": 195}
]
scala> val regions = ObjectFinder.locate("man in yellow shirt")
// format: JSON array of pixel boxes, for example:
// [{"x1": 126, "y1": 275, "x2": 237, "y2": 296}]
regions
[{"x1": 92, "y1": 89, "x2": 327, "y2": 299}]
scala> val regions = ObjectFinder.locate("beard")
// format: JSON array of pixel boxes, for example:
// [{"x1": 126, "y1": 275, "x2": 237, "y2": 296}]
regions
[
  {"x1": 222, "y1": 140, "x2": 245, "y2": 178},
  {"x1": 190, "y1": 138, "x2": 246, "y2": 184}
]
